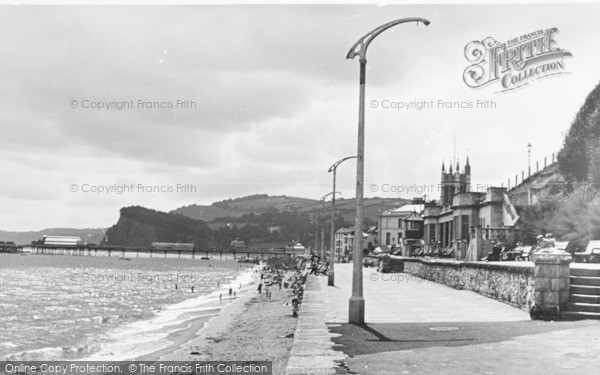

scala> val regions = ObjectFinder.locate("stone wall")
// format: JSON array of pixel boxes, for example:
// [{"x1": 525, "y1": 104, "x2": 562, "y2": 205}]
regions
[{"x1": 401, "y1": 257, "x2": 534, "y2": 311}]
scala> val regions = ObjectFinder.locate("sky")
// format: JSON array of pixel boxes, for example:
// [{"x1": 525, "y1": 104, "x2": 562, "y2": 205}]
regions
[{"x1": 1, "y1": 3, "x2": 599, "y2": 231}]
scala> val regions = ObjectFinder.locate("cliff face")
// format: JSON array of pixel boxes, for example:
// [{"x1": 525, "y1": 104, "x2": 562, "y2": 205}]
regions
[
  {"x1": 508, "y1": 163, "x2": 566, "y2": 207},
  {"x1": 101, "y1": 206, "x2": 213, "y2": 248}
]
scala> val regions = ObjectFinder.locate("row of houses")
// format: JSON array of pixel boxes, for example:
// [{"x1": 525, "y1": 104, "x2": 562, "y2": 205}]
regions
[{"x1": 335, "y1": 159, "x2": 521, "y2": 261}]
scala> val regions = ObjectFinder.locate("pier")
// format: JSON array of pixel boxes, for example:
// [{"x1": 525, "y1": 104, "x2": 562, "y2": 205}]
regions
[{"x1": 23, "y1": 244, "x2": 303, "y2": 260}]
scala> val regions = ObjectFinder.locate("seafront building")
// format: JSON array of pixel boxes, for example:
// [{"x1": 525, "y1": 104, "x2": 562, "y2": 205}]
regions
[
  {"x1": 378, "y1": 204, "x2": 425, "y2": 256},
  {"x1": 334, "y1": 227, "x2": 377, "y2": 262},
  {"x1": 422, "y1": 159, "x2": 520, "y2": 260}
]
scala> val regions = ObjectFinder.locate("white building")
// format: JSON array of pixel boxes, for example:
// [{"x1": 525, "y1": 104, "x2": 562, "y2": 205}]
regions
[
  {"x1": 334, "y1": 227, "x2": 377, "y2": 262},
  {"x1": 378, "y1": 204, "x2": 425, "y2": 255}
]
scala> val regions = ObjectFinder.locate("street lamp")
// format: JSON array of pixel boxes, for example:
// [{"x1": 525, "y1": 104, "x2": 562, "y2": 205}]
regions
[
  {"x1": 346, "y1": 17, "x2": 430, "y2": 324},
  {"x1": 320, "y1": 191, "x2": 341, "y2": 267},
  {"x1": 527, "y1": 143, "x2": 532, "y2": 177},
  {"x1": 327, "y1": 156, "x2": 357, "y2": 286}
]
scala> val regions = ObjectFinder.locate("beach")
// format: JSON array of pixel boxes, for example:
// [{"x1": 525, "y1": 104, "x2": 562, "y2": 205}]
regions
[
  {"x1": 156, "y1": 268, "x2": 301, "y2": 375},
  {"x1": 1, "y1": 252, "x2": 304, "y2": 373}
]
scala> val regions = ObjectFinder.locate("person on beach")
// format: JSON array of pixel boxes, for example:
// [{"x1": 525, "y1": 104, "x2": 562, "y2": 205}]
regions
[
  {"x1": 175, "y1": 283, "x2": 178, "y2": 290},
  {"x1": 257, "y1": 283, "x2": 263, "y2": 294},
  {"x1": 229, "y1": 287, "x2": 233, "y2": 298},
  {"x1": 219, "y1": 293, "x2": 222, "y2": 301},
  {"x1": 191, "y1": 286, "x2": 195, "y2": 293},
  {"x1": 292, "y1": 297, "x2": 299, "y2": 317}
]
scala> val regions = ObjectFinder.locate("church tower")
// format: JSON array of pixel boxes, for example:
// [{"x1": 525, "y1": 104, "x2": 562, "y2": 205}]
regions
[{"x1": 439, "y1": 157, "x2": 471, "y2": 207}]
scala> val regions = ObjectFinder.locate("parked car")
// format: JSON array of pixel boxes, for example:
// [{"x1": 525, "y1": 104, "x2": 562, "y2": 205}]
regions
[{"x1": 572, "y1": 240, "x2": 600, "y2": 263}]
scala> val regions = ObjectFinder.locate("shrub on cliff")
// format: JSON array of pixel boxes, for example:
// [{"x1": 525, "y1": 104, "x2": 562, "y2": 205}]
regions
[{"x1": 557, "y1": 81, "x2": 600, "y2": 184}]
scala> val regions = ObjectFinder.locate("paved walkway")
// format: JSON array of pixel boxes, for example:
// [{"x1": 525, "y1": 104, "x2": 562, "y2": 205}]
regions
[
  {"x1": 285, "y1": 276, "x2": 347, "y2": 375},
  {"x1": 322, "y1": 263, "x2": 529, "y2": 323},
  {"x1": 285, "y1": 263, "x2": 600, "y2": 375}
]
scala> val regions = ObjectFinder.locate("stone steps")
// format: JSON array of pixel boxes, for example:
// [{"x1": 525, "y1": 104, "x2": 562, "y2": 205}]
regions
[
  {"x1": 567, "y1": 302, "x2": 600, "y2": 313},
  {"x1": 566, "y1": 271, "x2": 600, "y2": 318},
  {"x1": 569, "y1": 276, "x2": 600, "y2": 286},
  {"x1": 570, "y1": 293, "x2": 600, "y2": 304},
  {"x1": 571, "y1": 267, "x2": 600, "y2": 277},
  {"x1": 570, "y1": 284, "x2": 600, "y2": 295},
  {"x1": 561, "y1": 311, "x2": 600, "y2": 320}
]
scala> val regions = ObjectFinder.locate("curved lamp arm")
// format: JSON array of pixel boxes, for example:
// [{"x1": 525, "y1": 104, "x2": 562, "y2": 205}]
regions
[
  {"x1": 321, "y1": 191, "x2": 342, "y2": 202},
  {"x1": 328, "y1": 156, "x2": 357, "y2": 173},
  {"x1": 346, "y1": 18, "x2": 430, "y2": 60}
]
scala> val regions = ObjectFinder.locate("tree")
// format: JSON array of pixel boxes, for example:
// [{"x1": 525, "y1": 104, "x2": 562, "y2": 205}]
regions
[{"x1": 557, "y1": 81, "x2": 600, "y2": 183}]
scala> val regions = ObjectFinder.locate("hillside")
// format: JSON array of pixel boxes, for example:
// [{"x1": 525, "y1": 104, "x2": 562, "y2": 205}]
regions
[
  {"x1": 102, "y1": 206, "x2": 214, "y2": 248},
  {"x1": 0, "y1": 228, "x2": 105, "y2": 246},
  {"x1": 170, "y1": 195, "x2": 319, "y2": 221},
  {"x1": 3, "y1": 194, "x2": 413, "y2": 249},
  {"x1": 296, "y1": 197, "x2": 412, "y2": 223},
  {"x1": 173, "y1": 194, "x2": 410, "y2": 224}
]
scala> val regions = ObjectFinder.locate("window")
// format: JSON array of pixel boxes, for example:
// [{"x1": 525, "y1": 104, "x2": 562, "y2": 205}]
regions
[
  {"x1": 398, "y1": 232, "x2": 402, "y2": 240},
  {"x1": 429, "y1": 224, "x2": 436, "y2": 242},
  {"x1": 407, "y1": 221, "x2": 420, "y2": 231},
  {"x1": 398, "y1": 219, "x2": 403, "y2": 228},
  {"x1": 386, "y1": 232, "x2": 390, "y2": 245},
  {"x1": 461, "y1": 215, "x2": 470, "y2": 240}
]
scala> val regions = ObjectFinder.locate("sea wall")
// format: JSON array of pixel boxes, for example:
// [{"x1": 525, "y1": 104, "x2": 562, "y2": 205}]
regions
[{"x1": 399, "y1": 257, "x2": 534, "y2": 311}]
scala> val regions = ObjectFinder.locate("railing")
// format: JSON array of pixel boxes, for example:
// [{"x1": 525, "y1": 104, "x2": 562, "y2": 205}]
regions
[{"x1": 502, "y1": 153, "x2": 557, "y2": 191}]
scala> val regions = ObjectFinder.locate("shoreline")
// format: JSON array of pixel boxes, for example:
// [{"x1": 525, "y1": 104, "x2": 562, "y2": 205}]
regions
[
  {"x1": 153, "y1": 267, "x2": 302, "y2": 375},
  {"x1": 76, "y1": 263, "x2": 259, "y2": 362},
  {"x1": 0, "y1": 256, "x2": 249, "y2": 362},
  {"x1": 131, "y1": 265, "x2": 262, "y2": 362}
]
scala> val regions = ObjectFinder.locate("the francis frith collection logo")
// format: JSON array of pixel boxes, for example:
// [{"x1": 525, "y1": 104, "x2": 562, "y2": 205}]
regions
[{"x1": 463, "y1": 27, "x2": 572, "y2": 92}]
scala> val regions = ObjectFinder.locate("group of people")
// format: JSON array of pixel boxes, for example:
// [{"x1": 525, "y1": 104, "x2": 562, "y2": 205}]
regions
[
  {"x1": 218, "y1": 283, "x2": 241, "y2": 301},
  {"x1": 536, "y1": 233, "x2": 556, "y2": 249}
]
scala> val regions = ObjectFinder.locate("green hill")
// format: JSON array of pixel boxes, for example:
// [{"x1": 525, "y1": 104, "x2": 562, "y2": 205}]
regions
[
  {"x1": 101, "y1": 206, "x2": 214, "y2": 248},
  {"x1": 173, "y1": 195, "x2": 410, "y2": 224}
]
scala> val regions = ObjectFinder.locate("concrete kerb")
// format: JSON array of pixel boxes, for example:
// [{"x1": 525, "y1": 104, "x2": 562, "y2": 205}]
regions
[{"x1": 285, "y1": 275, "x2": 347, "y2": 375}]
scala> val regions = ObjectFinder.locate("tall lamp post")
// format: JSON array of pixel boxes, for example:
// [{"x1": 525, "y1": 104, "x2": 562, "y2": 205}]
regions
[
  {"x1": 327, "y1": 156, "x2": 357, "y2": 286},
  {"x1": 321, "y1": 190, "x2": 341, "y2": 264},
  {"x1": 319, "y1": 192, "x2": 340, "y2": 262},
  {"x1": 346, "y1": 17, "x2": 430, "y2": 324},
  {"x1": 527, "y1": 143, "x2": 532, "y2": 177}
]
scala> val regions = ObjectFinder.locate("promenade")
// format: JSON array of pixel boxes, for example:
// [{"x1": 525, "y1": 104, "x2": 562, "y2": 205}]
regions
[{"x1": 286, "y1": 263, "x2": 600, "y2": 375}]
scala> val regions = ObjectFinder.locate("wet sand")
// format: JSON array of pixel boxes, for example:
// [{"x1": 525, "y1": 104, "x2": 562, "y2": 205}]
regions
[{"x1": 155, "y1": 271, "x2": 299, "y2": 375}]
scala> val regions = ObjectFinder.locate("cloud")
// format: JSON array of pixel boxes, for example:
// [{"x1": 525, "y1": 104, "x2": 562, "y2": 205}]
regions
[{"x1": 0, "y1": 4, "x2": 599, "y2": 230}]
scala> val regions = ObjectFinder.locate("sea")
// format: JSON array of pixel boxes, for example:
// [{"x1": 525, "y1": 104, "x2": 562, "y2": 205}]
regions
[{"x1": 0, "y1": 253, "x2": 256, "y2": 361}]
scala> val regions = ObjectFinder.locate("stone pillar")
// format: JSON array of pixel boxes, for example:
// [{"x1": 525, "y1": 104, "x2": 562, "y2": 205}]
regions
[
  {"x1": 467, "y1": 226, "x2": 482, "y2": 261},
  {"x1": 378, "y1": 254, "x2": 391, "y2": 273},
  {"x1": 531, "y1": 249, "x2": 572, "y2": 320}
]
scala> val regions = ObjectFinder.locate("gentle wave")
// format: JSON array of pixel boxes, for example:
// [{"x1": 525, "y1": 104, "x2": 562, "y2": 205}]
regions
[{"x1": 0, "y1": 254, "x2": 253, "y2": 361}]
